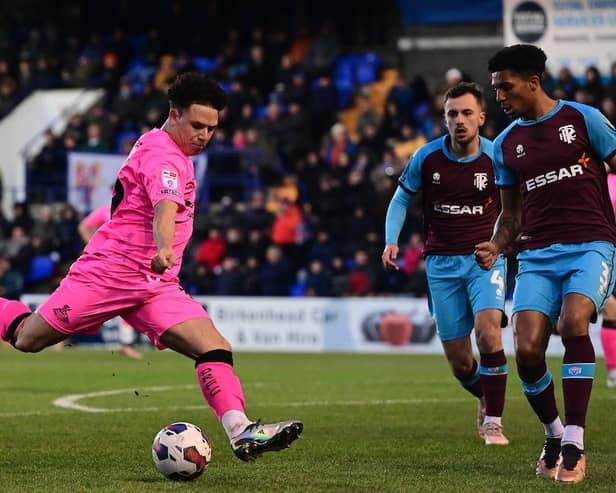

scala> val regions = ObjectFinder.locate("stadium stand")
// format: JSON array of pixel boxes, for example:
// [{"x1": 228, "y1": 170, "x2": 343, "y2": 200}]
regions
[{"x1": 0, "y1": 2, "x2": 615, "y2": 301}]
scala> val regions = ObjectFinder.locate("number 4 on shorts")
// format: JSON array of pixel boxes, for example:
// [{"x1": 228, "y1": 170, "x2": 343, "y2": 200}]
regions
[{"x1": 490, "y1": 270, "x2": 504, "y2": 298}]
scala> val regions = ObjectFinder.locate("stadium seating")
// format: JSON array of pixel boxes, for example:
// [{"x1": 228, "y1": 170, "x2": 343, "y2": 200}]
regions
[{"x1": 27, "y1": 255, "x2": 55, "y2": 284}]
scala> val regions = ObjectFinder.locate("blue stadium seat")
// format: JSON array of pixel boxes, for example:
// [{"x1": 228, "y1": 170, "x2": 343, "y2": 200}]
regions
[
  {"x1": 255, "y1": 105, "x2": 269, "y2": 119},
  {"x1": 218, "y1": 81, "x2": 232, "y2": 93},
  {"x1": 355, "y1": 53, "x2": 381, "y2": 84},
  {"x1": 289, "y1": 281, "x2": 307, "y2": 297},
  {"x1": 27, "y1": 255, "x2": 55, "y2": 283},
  {"x1": 192, "y1": 57, "x2": 219, "y2": 75},
  {"x1": 334, "y1": 55, "x2": 357, "y2": 109},
  {"x1": 125, "y1": 59, "x2": 156, "y2": 84},
  {"x1": 115, "y1": 130, "x2": 139, "y2": 153},
  {"x1": 335, "y1": 81, "x2": 355, "y2": 109},
  {"x1": 334, "y1": 54, "x2": 357, "y2": 80}
]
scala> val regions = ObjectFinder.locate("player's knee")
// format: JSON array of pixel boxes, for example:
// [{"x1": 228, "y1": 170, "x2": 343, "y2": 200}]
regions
[
  {"x1": 474, "y1": 326, "x2": 501, "y2": 352},
  {"x1": 199, "y1": 321, "x2": 232, "y2": 351},
  {"x1": 515, "y1": 344, "x2": 544, "y2": 367},
  {"x1": 200, "y1": 335, "x2": 232, "y2": 352},
  {"x1": 450, "y1": 356, "x2": 475, "y2": 377},
  {"x1": 217, "y1": 336, "x2": 232, "y2": 352},
  {"x1": 13, "y1": 332, "x2": 46, "y2": 353},
  {"x1": 558, "y1": 311, "x2": 590, "y2": 337},
  {"x1": 515, "y1": 330, "x2": 546, "y2": 366}
]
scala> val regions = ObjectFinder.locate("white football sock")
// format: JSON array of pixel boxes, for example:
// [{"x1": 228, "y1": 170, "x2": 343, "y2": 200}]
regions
[
  {"x1": 543, "y1": 417, "x2": 565, "y2": 438},
  {"x1": 562, "y1": 425, "x2": 584, "y2": 450},
  {"x1": 221, "y1": 410, "x2": 251, "y2": 439}
]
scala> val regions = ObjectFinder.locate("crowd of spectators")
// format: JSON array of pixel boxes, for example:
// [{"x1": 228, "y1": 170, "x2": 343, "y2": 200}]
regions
[{"x1": 1, "y1": 5, "x2": 616, "y2": 301}]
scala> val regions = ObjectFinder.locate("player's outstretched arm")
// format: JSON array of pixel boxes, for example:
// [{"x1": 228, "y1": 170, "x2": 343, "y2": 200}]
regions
[
  {"x1": 78, "y1": 220, "x2": 96, "y2": 243},
  {"x1": 151, "y1": 199, "x2": 179, "y2": 274},
  {"x1": 475, "y1": 187, "x2": 521, "y2": 270},
  {"x1": 382, "y1": 186, "x2": 414, "y2": 271}
]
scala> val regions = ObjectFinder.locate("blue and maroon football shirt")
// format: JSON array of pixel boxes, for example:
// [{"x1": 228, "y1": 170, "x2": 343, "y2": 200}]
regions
[
  {"x1": 493, "y1": 100, "x2": 616, "y2": 251},
  {"x1": 398, "y1": 135, "x2": 500, "y2": 256}
]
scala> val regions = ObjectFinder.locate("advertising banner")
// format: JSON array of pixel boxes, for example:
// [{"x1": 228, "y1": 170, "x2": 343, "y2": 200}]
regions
[
  {"x1": 21, "y1": 294, "x2": 605, "y2": 356},
  {"x1": 503, "y1": 0, "x2": 616, "y2": 76}
]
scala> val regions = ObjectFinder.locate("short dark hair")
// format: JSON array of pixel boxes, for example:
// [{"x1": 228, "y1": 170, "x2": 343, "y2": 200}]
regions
[
  {"x1": 488, "y1": 44, "x2": 547, "y2": 77},
  {"x1": 443, "y1": 82, "x2": 485, "y2": 109},
  {"x1": 167, "y1": 72, "x2": 227, "y2": 111}
]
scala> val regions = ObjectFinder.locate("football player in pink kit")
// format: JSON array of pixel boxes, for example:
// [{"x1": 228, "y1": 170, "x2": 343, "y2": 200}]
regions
[
  {"x1": 0, "y1": 72, "x2": 303, "y2": 461},
  {"x1": 78, "y1": 204, "x2": 143, "y2": 360},
  {"x1": 600, "y1": 174, "x2": 616, "y2": 388}
]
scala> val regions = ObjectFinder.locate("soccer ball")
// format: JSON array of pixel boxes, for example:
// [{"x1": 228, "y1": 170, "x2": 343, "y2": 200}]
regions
[{"x1": 151, "y1": 422, "x2": 212, "y2": 481}]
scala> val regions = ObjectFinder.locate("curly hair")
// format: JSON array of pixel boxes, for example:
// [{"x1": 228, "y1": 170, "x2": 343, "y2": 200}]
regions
[
  {"x1": 167, "y1": 72, "x2": 227, "y2": 111},
  {"x1": 488, "y1": 44, "x2": 547, "y2": 77}
]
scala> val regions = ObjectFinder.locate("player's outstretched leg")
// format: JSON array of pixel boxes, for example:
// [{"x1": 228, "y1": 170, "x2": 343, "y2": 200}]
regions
[
  {"x1": 0, "y1": 298, "x2": 32, "y2": 344},
  {"x1": 194, "y1": 349, "x2": 303, "y2": 462},
  {"x1": 230, "y1": 420, "x2": 304, "y2": 462}
]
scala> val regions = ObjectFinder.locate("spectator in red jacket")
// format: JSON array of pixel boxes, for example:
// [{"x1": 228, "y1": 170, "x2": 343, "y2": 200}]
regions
[{"x1": 195, "y1": 228, "x2": 226, "y2": 270}]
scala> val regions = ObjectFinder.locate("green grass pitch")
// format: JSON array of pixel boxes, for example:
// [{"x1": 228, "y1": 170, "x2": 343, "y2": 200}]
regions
[{"x1": 1, "y1": 348, "x2": 615, "y2": 492}]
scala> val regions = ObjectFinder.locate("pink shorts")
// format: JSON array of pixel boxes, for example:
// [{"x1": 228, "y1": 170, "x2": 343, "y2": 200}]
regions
[{"x1": 37, "y1": 259, "x2": 209, "y2": 349}]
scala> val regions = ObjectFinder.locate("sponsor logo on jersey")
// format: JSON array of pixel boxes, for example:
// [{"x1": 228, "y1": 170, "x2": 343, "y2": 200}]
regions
[
  {"x1": 474, "y1": 172, "x2": 488, "y2": 191},
  {"x1": 516, "y1": 144, "x2": 526, "y2": 158},
  {"x1": 525, "y1": 164, "x2": 584, "y2": 191},
  {"x1": 162, "y1": 169, "x2": 179, "y2": 189},
  {"x1": 161, "y1": 189, "x2": 182, "y2": 198},
  {"x1": 432, "y1": 172, "x2": 440, "y2": 184},
  {"x1": 433, "y1": 204, "x2": 484, "y2": 215},
  {"x1": 53, "y1": 304, "x2": 72, "y2": 324},
  {"x1": 577, "y1": 152, "x2": 590, "y2": 168},
  {"x1": 558, "y1": 124, "x2": 576, "y2": 144}
]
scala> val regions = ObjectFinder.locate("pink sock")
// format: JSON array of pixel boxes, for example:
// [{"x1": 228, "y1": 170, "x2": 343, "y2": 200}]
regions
[
  {"x1": 195, "y1": 361, "x2": 246, "y2": 420},
  {"x1": 600, "y1": 328, "x2": 616, "y2": 370},
  {"x1": 0, "y1": 298, "x2": 31, "y2": 342}
]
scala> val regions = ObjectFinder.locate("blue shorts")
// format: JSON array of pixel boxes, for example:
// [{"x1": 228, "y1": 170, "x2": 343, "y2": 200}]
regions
[
  {"x1": 513, "y1": 241, "x2": 616, "y2": 325},
  {"x1": 425, "y1": 254, "x2": 506, "y2": 342}
]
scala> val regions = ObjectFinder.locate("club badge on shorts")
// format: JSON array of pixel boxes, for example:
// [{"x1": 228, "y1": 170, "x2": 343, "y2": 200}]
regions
[{"x1": 162, "y1": 169, "x2": 178, "y2": 189}]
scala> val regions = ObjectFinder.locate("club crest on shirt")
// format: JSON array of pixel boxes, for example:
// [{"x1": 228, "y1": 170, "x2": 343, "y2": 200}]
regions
[
  {"x1": 162, "y1": 169, "x2": 178, "y2": 189},
  {"x1": 474, "y1": 172, "x2": 488, "y2": 191},
  {"x1": 558, "y1": 124, "x2": 576, "y2": 144}
]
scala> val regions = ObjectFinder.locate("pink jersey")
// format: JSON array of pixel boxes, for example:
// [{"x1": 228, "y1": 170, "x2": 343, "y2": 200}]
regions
[
  {"x1": 609, "y1": 174, "x2": 616, "y2": 215},
  {"x1": 81, "y1": 128, "x2": 196, "y2": 281},
  {"x1": 82, "y1": 205, "x2": 111, "y2": 229}
]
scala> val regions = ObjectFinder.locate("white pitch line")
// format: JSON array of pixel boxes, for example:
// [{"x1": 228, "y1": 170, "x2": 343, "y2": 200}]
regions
[
  {"x1": 52, "y1": 384, "x2": 197, "y2": 413},
  {"x1": 51, "y1": 382, "x2": 269, "y2": 413},
  {"x1": 53, "y1": 383, "x2": 476, "y2": 414},
  {"x1": 0, "y1": 389, "x2": 612, "y2": 419}
]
